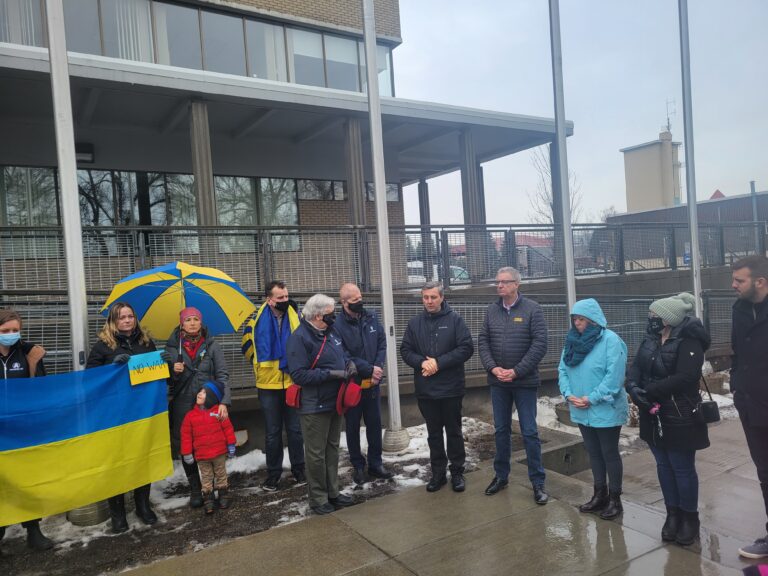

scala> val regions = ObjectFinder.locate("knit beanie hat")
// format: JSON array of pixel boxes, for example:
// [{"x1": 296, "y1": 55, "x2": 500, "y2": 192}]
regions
[
  {"x1": 180, "y1": 306, "x2": 202, "y2": 325},
  {"x1": 202, "y1": 381, "x2": 223, "y2": 409},
  {"x1": 648, "y1": 292, "x2": 696, "y2": 327}
]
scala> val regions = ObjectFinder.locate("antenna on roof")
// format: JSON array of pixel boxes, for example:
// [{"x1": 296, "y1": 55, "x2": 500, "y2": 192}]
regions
[{"x1": 665, "y1": 98, "x2": 676, "y2": 132}]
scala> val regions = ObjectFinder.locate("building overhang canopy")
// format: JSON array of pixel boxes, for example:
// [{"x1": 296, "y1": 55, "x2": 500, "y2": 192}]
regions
[{"x1": 0, "y1": 44, "x2": 574, "y2": 183}]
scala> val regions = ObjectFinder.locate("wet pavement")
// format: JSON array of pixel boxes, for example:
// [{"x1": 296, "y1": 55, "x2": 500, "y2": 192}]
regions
[{"x1": 126, "y1": 419, "x2": 761, "y2": 576}]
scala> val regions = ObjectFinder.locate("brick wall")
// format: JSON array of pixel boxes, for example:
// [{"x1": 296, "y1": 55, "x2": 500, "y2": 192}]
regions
[{"x1": 201, "y1": 0, "x2": 401, "y2": 39}]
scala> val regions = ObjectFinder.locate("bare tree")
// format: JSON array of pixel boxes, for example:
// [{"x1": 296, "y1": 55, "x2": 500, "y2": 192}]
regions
[
  {"x1": 528, "y1": 145, "x2": 583, "y2": 225},
  {"x1": 597, "y1": 205, "x2": 617, "y2": 223}
]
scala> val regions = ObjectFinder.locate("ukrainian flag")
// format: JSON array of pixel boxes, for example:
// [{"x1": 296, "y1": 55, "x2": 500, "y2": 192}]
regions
[{"x1": 0, "y1": 363, "x2": 172, "y2": 526}]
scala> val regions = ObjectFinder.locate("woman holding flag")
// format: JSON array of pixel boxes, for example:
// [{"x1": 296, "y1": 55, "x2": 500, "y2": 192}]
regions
[
  {"x1": 86, "y1": 301, "x2": 163, "y2": 534},
  {"x1": 165, "y1": 307, "x2": 230, "y2": 509},
  {"x1": 0, "y1": 308, "x2": 55, "y2": 551}
]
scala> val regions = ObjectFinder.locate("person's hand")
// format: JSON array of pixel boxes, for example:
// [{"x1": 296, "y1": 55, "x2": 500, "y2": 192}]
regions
[
  {"x1": 567, "y1": 395, "x2": 585, "y2": 408},
  {"x1": 182, "y1": 454, "x2": 194, "y2": 465},
  {"x1": 173, "y1": 362, "x2": 184, "y2": 374},
  {"x1": 328, "y1": 370, "x2": 347, "y2": 380},
  {"x1": 112, "y1": 353, "x2": 130, "y2": 365},
  {"x1": 227, "y1": 445, "x2": 236, "y2": 459},
  {"x1": 372, "y1": 366, "x2": 384, "y2": 383},
  {"x1": 160, "y1": 351, "x2": 172, "y2": 363},
  {"x1": 421, "y1": 357, "x2": 438, "y2": 377},
  {"x1": 627, "y1": 385, "x2": 651, "y2": 411},
  {"x1": 345, "y1": 360, "x2": 358, "y2": 380},
  {"x1": 492, "y1": 367, "x2": 514, "y2": 382},
  {"x1": 217, "y1": 404, "x2": 229, "y2": 421}
]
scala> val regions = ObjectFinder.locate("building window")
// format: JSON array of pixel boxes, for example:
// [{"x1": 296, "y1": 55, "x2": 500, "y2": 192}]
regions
[
  {"x1": 324, "y1": 34, "x2": 359, "y2": 92},
  {"x1": 287, "y1": 28, "x2": 325, "y2": 88},
  {"x1": 201, "y1": 10, "x2": 246, "y2": 76},
  {"x1": 101, "y1": 0, "x2": 153, "y2": 62},
  {"x1": 0, "y1": 0, "x2": 45, "y2": 47},
  {"x1": 0, "y1": 166, "x2": 58, "y2": 226},
  {"x1": 297, "y1": 179, "x2": 345, "y2": 201},
  {"x1": 215, "y1": 176, "x2": 256, "y2": 226},
  {"x1": 154, "y1": 1, "x2": 202, "y2": 70},
  {"x1": 245, "y1": 19, "x2": 287, "y2": 82},
  {"x1": 260, "y1": 178, "x2": 299, "y2": 251},
  {"x1": 359, "y1": 42, "x2": 393, "y2": 97},
  {"x1": 63, "y1": 0, "x2": 102, "y2": 55},
  {"x1": 366, "y1": 182, "x2": 400, "y2": 202}
]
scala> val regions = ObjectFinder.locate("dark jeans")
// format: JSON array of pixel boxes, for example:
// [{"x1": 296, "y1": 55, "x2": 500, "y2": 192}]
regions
[
  {"x1": 579, "y1": 425, "x2": 623, "y2": 494},
  {"x1": 490, "y1": 385, "x2": 545, "y2": 486},
  {"x1": 345, "y1": 386, "x2": 383, "y2": 470},
  {"x1": 741, "y1": 418, "x2": 768, "y2": 533},
  {"x1": 417, "y1": 396, "x2": 465, "y2": 474},
  {"x1": 259, "y1": 388, "x2": 305, "y2": 477},
  {"x1": 649, "y1": 445, "x2": 699, "y2": 512}
]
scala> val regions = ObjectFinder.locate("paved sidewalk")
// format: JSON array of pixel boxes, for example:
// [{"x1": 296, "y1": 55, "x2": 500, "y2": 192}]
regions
[{"x1": 127, "y1": 420, "x2": 761, "y2": 576}]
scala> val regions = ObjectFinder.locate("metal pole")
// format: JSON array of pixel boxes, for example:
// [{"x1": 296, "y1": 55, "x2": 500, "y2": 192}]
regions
[
  {"x1": 678, "y1": 0, "x2": 703, "y2": 318},
  {"x1": 751, "y1": 180, "x2": 760, "y2": 254},
  {"x1": 548, "y1": 0, "x2": 576, "y2": 313},
  {"x1": 45, "y1": 0, "x2": 89, "y2": 370},
  {"x1": 361, "y1": 0, "x2": 409, "y2": 451}
]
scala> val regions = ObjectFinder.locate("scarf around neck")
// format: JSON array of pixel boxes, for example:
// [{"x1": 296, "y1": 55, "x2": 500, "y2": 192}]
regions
[{"x1": 563, "y1": 323, "x2": 603, "y2": 367}]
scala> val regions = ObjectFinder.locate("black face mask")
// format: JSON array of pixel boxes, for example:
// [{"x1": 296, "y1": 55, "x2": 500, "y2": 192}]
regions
[
  {"x1": 274, "y1": 300, "x2": 290, "y2": 313},
  {"x1": 348, "y1": 301, "x2": 364, "y2": 314},
  {"x1": 322, "y1": 313, "x2": 336, "y2": 327},
  {"x1": 647, "y1": 316, "x2": 665, "y2": 335}
]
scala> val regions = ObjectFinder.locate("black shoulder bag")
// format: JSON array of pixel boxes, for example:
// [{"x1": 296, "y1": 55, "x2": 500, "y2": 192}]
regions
[{"x1": 692, "y1": 375, "x2": 720, "y2": 425}]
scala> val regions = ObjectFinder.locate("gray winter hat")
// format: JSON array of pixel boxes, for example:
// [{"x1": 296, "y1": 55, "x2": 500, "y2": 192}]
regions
[{"x1": 649, "y1": 292, "x2": 696, "y2": 327}]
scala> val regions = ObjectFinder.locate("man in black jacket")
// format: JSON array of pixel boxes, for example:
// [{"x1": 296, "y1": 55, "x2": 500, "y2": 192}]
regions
[
  {"x1": 401, "y1": 282, "x2": 474, "y2": 493},
  {"x1": 731, "y1": 255, "x2": 768, "y2": 559},
  {"x1": 336, "y1": 283, "x2": 393, "y2": 484},
  {"x1": 478, "y1": 267, "x2": 549, "y2": 504}
]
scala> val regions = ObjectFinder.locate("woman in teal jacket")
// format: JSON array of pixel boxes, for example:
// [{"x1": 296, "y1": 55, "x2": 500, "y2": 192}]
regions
[{"x1": 558, "y1": 298, "x2": 628, "y2": 520}]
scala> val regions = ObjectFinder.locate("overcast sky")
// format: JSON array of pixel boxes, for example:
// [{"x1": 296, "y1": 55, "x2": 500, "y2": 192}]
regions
[{"x1": 392, "y1": 0, "x2": 768, "y2": 225}]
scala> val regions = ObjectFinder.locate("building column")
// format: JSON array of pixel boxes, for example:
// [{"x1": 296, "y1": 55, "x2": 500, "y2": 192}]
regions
[
  {"x1": 459, "y1": 129, "x2": 486, "y2": 281},
  {"x1": 344, "y1": 117, "x2": 369, "y2": 288},
  {"x1": 477, "y1": 163, "x2": 487, "y2": 225},
  {"x1": 190, "y1": 100, "x2": 217, "y2": 227},
  {"x1": 417, "y1": 178, "x2": 436, "y2": 280}
]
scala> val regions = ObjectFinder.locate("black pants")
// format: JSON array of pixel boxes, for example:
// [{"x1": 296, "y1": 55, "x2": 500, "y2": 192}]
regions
[
  {"x1": 741, "y1": 418, "x2": 768, "y2": 533},
  {"x1": 579, "y1": 425, "x2": 623, "y2": 494},
  {"x1": 417, "y1": 396, "x2": 465, "y2": 475}
]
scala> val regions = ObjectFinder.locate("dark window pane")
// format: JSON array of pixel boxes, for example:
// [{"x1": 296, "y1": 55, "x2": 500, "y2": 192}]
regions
[
  {"x1": 167, "y1": 174, "x2": 196, "y2": 225},
  {"x1": 324, "y1": 34, "x2": 358, "y2": 92},
  {"x1": 215, "y1": 176, "x2": 256, "y2": 225},
  {"x1": 366, "y1": 182, "x2": 400, "y2": 202},
  {"x1": 259, "y1": 178, "x2": 298, "y2": 251},
  {"x1": 154, "y1": 2, "x2": 202, "y2": 70},
  {"x1": 101, "y1": 0, "x2": 153, "y2": 62},
  {"x1": 64, "y1": 0, "x2": 101, "y2": 54},
  {"x1": 288, "y1": 29, "x2": 324, "y2": 87},
  {"x1": 111, "y1": 171, "x2": 136, "y2": 225},
  {"x1": 245, "y1": 19, "x2": 287, "y2": 82},
  {"x1": 297, "y1": 179, "x2": 334, "y2": 201},
  {"x1": 0, "y1": 166, "x2": 58, "y2": 225},
  {"x1": 78, "y1": 169, "x2": 116, "y2": 226},
  {"x1": 201, "y1": 11, "x2": 246, "y2": 75}
]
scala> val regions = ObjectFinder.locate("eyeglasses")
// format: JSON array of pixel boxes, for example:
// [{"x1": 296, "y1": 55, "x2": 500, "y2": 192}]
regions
[{"x1": 496, "y1": 280, "x2": 518, "y2": 285}]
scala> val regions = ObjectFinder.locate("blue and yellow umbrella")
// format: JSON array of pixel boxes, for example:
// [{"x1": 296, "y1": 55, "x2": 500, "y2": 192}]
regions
[{"x1": 101, "y1": 261, "x2": 256, "y2": 337}]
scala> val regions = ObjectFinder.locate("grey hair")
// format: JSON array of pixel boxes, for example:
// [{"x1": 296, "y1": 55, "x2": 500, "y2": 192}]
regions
[
  {"x1": 421, "y1": 281, "x2": 444, "y2": 296},
  {"x1": 497, "y1": 267, "x2": 521, "y2": 282},
  {"x1": 303, "y1": 293, "x2": 335, "y2": 319}
]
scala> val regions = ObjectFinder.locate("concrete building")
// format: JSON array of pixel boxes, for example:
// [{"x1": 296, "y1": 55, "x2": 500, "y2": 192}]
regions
[{"x1": 620, "y1": 130, "x2": 681, "y2": 213}]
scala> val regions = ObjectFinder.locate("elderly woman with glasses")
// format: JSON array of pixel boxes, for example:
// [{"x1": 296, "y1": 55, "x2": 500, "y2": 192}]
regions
[{"x1": 286, "y1": 294, "x2": 357, "y2": 515}]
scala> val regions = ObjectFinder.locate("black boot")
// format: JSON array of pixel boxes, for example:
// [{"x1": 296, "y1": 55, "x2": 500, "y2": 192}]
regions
[
  {"x1": 426, "y1": 470, "x2": 447, "y2": 492},
  {"x1": 217, "y1": 488, "x2": 231, "y2": 510},
  {"x1": 108, "y1": 495, "x2": 129, "y2": 534},
  {"x1": 676, "y1": 510, "x2": 700, "y2": 546},
  {"x1": 182, "y1": 459, "x2": 204, "y2": 508},
  {"x1": 661, "y1": 506, "x2": 681, "y2": 542},
  {"x1": 24, "y1": 521, "x2": 53, "y2": 551},
  {"x1": 599, "y1": 492, "x2": 623, "y2": 520},
  {"x1": 579, "y1": 485, "x2": 609, "y2": 513},
  {"x1": 203, "y1": 492, "x2": 216, "y2": 515},
  {"x1": 134, "y1": 485, "x2": 158, "y2": 526}
]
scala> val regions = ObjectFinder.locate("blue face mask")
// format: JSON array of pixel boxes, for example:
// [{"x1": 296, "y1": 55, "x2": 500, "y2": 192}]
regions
[{"x1": 0, "y1": 332, "x2": 21, "y2": 347}]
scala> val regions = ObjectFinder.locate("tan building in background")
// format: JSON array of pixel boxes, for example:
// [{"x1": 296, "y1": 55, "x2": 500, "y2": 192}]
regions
[{"x1": 621, "y1": 130, "x2": 682, "y2": 213}]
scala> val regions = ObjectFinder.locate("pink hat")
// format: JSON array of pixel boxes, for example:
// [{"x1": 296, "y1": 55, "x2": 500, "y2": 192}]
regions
[{"x1": 180, "y1": 307, "x2": 202, "y2": 324}]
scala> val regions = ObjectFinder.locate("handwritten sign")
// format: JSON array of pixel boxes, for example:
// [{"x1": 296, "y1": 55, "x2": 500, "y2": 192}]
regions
[{"x1": 128, "y1": 351, "x2": 170, "y2": 386}]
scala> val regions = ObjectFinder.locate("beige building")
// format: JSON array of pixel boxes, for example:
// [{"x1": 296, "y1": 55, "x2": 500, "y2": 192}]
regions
[{"x1": 621, "y1": 130, "x2": 682, "y2": 213}]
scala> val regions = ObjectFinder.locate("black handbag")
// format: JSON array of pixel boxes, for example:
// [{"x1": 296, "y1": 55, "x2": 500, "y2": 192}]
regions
[{"x1": 692, "y1": 376, "x2": 720, "y2": 425}]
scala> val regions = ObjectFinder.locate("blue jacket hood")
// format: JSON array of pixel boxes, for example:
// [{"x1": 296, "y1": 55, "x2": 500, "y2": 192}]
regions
[{"x1": 570, "y1": 298, "x2": 607, "y2": 329}]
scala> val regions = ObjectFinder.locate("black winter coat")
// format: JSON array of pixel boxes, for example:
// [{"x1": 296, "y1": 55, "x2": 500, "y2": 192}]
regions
[
  {"x1": 731, "y1": 297, "x2": 768, "y2": 426},
  {"x1": 1, "y1": 340, "x2": 46, "y2": 379},
  {"x1": 334, "y1": 308, "x2": 386, "y2": 380},
  {"x1": 478, "y1": 296, "x2": 548, "y2": 388},
  {"x1": 86, "y1": 331, "x2": 157, "y2": 368},
  {"x1": 165, "y1": 327, "x2": 230, "y2": 450},
  {"x1": 286, "y1": 319, "x2": 346, "y2": 414},
  {"x1": 627, "y1": 316, "x2": 710, "y2": 451},
  {"x1": 400, "y1": 301, "x2": 474, "y2": 399}
]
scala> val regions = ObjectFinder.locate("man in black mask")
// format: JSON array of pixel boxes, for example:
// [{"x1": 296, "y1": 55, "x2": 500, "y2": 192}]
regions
[
  {"x1": 242, "y1": 280, "x2": 305, "y2": 491},
  {"x1": 335, "y1": 283, "x2": 393, "y2": 485}
]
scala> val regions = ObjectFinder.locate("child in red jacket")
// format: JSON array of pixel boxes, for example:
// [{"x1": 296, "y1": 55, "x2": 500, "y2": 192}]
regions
[{"x1": 181, "y1": 381, "x2": 237, "y2": 514}]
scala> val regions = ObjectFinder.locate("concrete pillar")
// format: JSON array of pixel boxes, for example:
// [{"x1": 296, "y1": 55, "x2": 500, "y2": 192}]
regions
[
  {"x1": 417, "y1": 178, "x2": 436, "y2": 281},
  {"x1": 417, "y1": 178, "x2": 431, "y2": 228},
  {"x1": 459, "y1": 129, "x2": 486, "y2": 281},
  {"x1": 344, "y1": 117, "x2": 366, "y2": 226},
  {"x1": 190, "y1": 100, "x2": 217, "y2": 226},
  {"x1": 477, "y1": 163, "x2": 487, "y2": 225}
]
